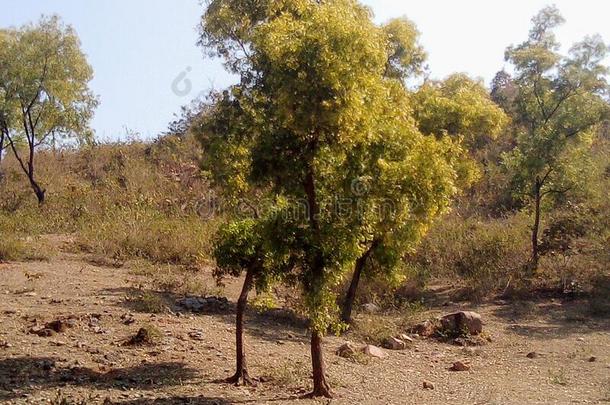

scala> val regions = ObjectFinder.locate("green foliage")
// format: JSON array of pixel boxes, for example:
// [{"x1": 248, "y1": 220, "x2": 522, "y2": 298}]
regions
[
  {"x1": 501, "y1": 6, "x2": 610, "y2": 205},
  {"x1": 382, "y1": 17, "x2": 427, "y2": 81},
  {"x1": 0, "y1": 15, "x2": 98, "y2": 202},
  {"x1": 413, "y1": 73, "x2": 509, "y2": 150},
  {"x1": 0, "y1": 16, "x2": 97, "y2": 144},
  {"x1": 198, "y1": 0, "x2": 471, "y2": 336}
]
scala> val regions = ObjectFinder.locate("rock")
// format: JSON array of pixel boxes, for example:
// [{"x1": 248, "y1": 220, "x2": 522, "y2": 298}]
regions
[
  {"x1": 188, "y1": 330, "x2": 205, "y2": 341},
  {"x1": 440, "y1": 311, "x2": 483, "y2": 335},
  {"x1": 411, "y1": 320, "x2": 437, "y2": 337},
  {"x1": 588, "y1": 356, "x2": 597, "y2": 362},
  {"x1": 422, "y1": 380, "x2": 435, "y2": 390},
  {"x1": 121, "y1": 313, "x2": 135, "y2": 325},
  {"x1": 177, "y1": 296, "x2": 229, "y2": 313},
  {"x1": 336, "y1": 342, "x2": 358, "y2": 358},
  {"x1": 30, "y1": 327, "x2": 55, "y2": 337},
  {"x1": 398, "y1": 334, "x2": 414, "y2": 343},
  {"x1": 526, "y1": 351, "x2": 538, "y2": 359},
  {"x1": 577, "y1": 337, "x2": 585, "y2": 342},
  {"x1": 127, "y1": 327, "x2": 158, "y2": 346},
  {"x1": 449, "y1": 360, "x2": 470, "y2": 371},
  {"x1": 383, "y1": 337, "x2": 407, "y2": 350},
  {"x1": 362, "y1": 303, "x2": 380, "y2": 313},
  {"x1": 46, "y1": 320, "x2": 70, "y2": 333},
  {"x1": 361, "y1": 344, "x2": 387, "y2": 359}
]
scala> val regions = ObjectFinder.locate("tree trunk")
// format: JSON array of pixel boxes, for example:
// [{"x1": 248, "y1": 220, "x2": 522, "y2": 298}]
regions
[
  {"x1": 30, "y1": 177, "x2": 46, "y2": 205},
  {"x1": 341, "y1": 240, "x2": 378, "y2": 324},
  {"x1": 225, "y1": 267, "x2": 255, "y2": 386},
  {"x1": 302, "y1": 159, "x2": 332, "y2": 398},
  {"x1": 530, "y1": 180, "x2": 541, "y2": 274},
  {"x1": 309, "y1": 331, "x2": 332, "y2": 398},
  {"x1": 0, "y1": 130, "x2": 6, "y2": 182}
]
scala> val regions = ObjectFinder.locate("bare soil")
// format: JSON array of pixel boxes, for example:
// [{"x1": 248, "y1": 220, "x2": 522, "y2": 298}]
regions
[{"x1": 0, "y1": 237, "x2": 609, "y2": 404}]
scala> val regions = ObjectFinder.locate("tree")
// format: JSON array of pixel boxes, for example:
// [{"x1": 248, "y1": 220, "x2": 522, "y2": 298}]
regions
[
  {"x1": 213, "y1": 217, "x2": 293, "y2": 385},
  {"x1": 413, "y1": 73, "x2": 509, "y2": 150},
  {"x1": 382, "y1": 17, "x2": 427, "y2": 82},
  {"x1": 501, "y1": 6, "x2": 610, "y2": 272},
  {"x1": 340, "y1": 73, "x2": 508, "y2": 324},
  {"x1": 0, "y1": 16, "x2": 97, "y2": 204},
  {"x1": 198, "y1": 0, "x2": 467, "y2": 397},
  {"x1": 195, "y1": 90, "x2": 296, "y2": 386}
]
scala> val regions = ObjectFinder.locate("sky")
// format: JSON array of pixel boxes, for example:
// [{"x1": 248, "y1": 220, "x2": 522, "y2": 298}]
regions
[{"x1": 2, "y1": 0, "x2": 610, "y2": 140}]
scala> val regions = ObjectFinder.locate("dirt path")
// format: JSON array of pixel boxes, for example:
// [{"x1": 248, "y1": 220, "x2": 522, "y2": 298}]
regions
[{"x1": 0, "y1": 245, "x2": 609, "y2": 404}]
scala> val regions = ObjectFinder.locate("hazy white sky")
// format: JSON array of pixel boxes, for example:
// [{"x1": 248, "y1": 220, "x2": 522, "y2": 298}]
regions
[{"x1": 2, "y1": 0, "x2": 610, "y2": 140}]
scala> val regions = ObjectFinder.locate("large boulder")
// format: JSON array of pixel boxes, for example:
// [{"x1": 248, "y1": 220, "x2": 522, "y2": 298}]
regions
[{"x1": 440, "y1": 311, "x2": 483, "y2": 335}]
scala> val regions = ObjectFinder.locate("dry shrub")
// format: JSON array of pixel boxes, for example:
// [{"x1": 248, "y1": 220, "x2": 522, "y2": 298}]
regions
[
  {"x1": 1, "y1": 135, "x2": 219, "y2": 268},
  {"x1": 77, "y1": 207, "x2": 218, "y2": 268},
  {"x1": 409, "y1": 213, "x2": 530, "y2": 302},
  {"x1": 0, "y1": 235, "x2": 54, "y2": 262}
]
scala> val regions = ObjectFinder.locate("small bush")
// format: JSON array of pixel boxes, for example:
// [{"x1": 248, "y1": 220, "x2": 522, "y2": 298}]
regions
[
  {"x1": 128, "y1": 290, "x2": 169, "y2": 314},
  {"x1": 0, "y1": 235, "x2": 54, "y2": 262}
]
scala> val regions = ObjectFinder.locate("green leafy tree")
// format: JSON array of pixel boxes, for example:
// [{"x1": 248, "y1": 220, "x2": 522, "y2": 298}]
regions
[
  {"x1": 0, "y1": 16, "x2": 97, "y2": 203},
  {"x1": 213, "y1": 217, "x2": 294, "y2": 385},
  {"x1": 199, "y1": 0, "x2": 468, "y2": 396},
  {"x1": 196, "y1": 90, "x2": 296, "y2": 386},
  {"x1": 340, "y1": 73, "x2": 508, "y2": 324},
  {"x1": 413, "y1": 73, "x2": 509, "y2": 150},
  {"x1": 500, "y1": 6, "x2": 610, "y2": 271},
  {"x1": 382, "y1": 17, "x2": 427, "y2": 81}
]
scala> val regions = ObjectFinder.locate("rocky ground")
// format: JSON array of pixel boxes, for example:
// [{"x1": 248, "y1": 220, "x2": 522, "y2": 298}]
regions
[{"x1": 0, "y1": 239, "x2": 609, "y2": 404}]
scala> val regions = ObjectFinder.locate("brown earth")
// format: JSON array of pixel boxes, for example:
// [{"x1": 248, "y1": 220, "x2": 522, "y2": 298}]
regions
[{"x1": 0, "y1": 237, "x2": 609, "y2": 404}]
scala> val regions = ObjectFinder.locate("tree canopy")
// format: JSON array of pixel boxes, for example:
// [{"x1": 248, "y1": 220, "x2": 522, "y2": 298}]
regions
[
  {"x1": 499, "y1": 5, "x2": 610, "y2": 270},
  {"x1": 0, "y1": 16, "x2": 97, "y2": 203},
  {"x1": 197, "y1": 0, "x2": 475, "y2": 396}
]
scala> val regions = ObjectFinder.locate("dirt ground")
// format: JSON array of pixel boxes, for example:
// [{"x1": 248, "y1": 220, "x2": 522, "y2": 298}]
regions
[{"x1": 0, "y1": 238, "x2": 609, "y2": 404}]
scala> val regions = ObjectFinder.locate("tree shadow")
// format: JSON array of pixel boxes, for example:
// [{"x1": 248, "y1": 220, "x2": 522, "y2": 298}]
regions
[
  {"x1": 491, "y1": 298, "x2": 610, "y2": 339},
  {"x1": 0, "y1": 357, "x2": 199, "y2": 401},
  {"x1": 111, "y1": 396, "x2": 234, "y2": 404},
  {"x1": 101, "y1": 287, "x2": 309, "y2": 344}
]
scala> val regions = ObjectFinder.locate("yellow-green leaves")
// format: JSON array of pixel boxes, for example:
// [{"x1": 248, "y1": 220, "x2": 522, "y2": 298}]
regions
[
  {"x1": 413, "y1": 73, "x2": 509, "y2": 149},
  {"x1": 0, "y1": 16, "x2": 97, "y2": 144},
  {"x1": 382, "y1": 17, "x2": 427, "y2": 81},
  {"x1": 198, "y1": 0, "x2": 483, "y2": 334}
]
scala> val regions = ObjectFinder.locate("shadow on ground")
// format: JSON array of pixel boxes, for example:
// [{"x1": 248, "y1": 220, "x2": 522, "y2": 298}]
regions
[
  {"x1": 491, "y1": 298, "x2": 610, "y2": 339},
  {"x1": 0, "y1": 357, "x2": 198, "y2": 401},
  {"x1": 101, "y1": 287, "x2": 309, "y2": 344}
]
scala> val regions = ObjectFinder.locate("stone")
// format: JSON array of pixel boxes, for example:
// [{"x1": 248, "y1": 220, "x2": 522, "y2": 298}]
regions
[
  {"x1": 526, "y1": 351, "x2": 538, "y2": 359},
  {"x1": 440, "y1": 311, "x2": 483, "y2": 335},
  {"x1": 423, "y1": 381, "x2": 435, "y2": 390},
  {"x1": 411, "y1": 320, "x2": 437, "y2": 337},
  {"x1": 398, "y1": 334, "x2": 414, "y2": 343},
  {"x1": 336, "y1": 342, "x2": 358, "y2": 358},
  {"x1": 588, "y1": 356, "x2": 597, "y2": 362},
  {"x1": 46, "y1": 320, "x2": 70, "y2": 333},
  {"x1": 383, "y1": 337, "x2": 407, "y2": 350},
  {"x1": 361, "y1": 344, "x2": 387, "y2": 359},
  {"x1": 362, "y1": 303, "x2": 381, "y2": 313},
  {"x1": 188, "y1": 330, "x2": 205, "y2": 341},
  {"x1": 177, "y1": 296, "x2": 229, "y2": 313},
  {"x1": 449, "y1": 360, "x2": 470, "y2": 371},
  {"x1": 30, "y1": 327, "x2": 55, "y2": 337}
]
